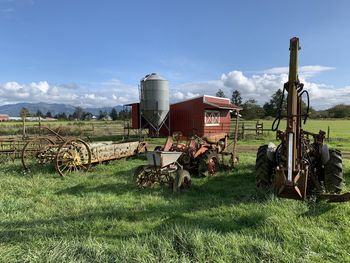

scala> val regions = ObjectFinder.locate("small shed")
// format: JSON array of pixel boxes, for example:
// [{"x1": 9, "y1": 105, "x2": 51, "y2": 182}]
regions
[
  {"x1": 0, "y1": 114, "x2": 9, "y2": 122},
  {"x1": 167, "y1": 95, "x2": 240, "y2": 137}
]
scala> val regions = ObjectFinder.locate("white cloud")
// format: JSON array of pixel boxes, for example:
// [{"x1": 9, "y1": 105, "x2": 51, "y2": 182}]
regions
[
  {"x1": 221, "y1": 71, "x2": 256, "y2": 92},
  {"x1": 171, "y1": 66, "x2": 349, "y2": 110},
  {"x1": 0, "y1": 79, "x2": 139, "y2": 108},
  {"x1": 172, "y1": 72, "x2": 287, "y2": 105},
  {"x1": 0, "y1": 65, "x2": 348, "y2": 110},
  {"x1": 262, "y1": 65, "x2": 335, "y2": 78}
]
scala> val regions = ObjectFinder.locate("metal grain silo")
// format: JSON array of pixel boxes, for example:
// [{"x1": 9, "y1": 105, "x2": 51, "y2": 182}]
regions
[{"x1": 140, "y1": 73, "x2": 169, "y2": 135}]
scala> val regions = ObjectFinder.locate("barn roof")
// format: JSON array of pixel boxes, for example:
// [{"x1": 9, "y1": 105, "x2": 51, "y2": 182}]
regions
[{"x1": 204, "y1": 101, "x2": 241, "y2": 110}]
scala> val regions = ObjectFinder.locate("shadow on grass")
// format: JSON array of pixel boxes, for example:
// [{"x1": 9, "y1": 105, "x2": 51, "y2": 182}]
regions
[
  {"x1": 0, "y1": 196, "x2": 267, "y2": 244},
  {"x1": 0, "y1": 161, "x2": 56, "y2": 178},
  {"x1": 0, "y1": 158, "x2": 341, "y2": 245},
  {"x1": 299, "y1": 200, "x2": 335, "y2": 217},
  {"x1": 56, "y1": 160, "x2": 268, "y2": 204},
  {"x1": 56, "y1": 181, "x2": 138, "y2": 196},
  {"x1": 0, "y1": 161, "x2": 271, "y2": 244}
]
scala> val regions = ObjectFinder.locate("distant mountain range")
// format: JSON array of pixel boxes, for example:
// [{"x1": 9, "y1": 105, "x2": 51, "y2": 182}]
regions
[{"x1": 0, "y1": 102, "x2": 124, "y2": 116}]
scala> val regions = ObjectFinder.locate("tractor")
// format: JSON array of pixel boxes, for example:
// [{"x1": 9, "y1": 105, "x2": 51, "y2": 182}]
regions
[
  {"x1": 134, "y1": 132, "x2": 234, "y2": 190},
  {"x1": 256, "y1": 37, "x2": 350, "y2": 202},
  {"x1": 156, "y1": 132, "x2": 234, "y2": 177}
]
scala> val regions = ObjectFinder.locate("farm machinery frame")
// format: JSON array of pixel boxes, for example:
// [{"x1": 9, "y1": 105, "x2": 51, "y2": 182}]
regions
[
  {"x1": 133, "y1": 130, "x2": 239, "y2": 191},
  {"x1": 134, "y1": 150, "x2": 192, "y2": 191},
  {"x1": 256, "y1": 37, "x2": 350, "y2": 202},
  {"x1": 164, "y1": 132, "x2": 238, "y2": 176},
  {"x1": 20, "y1": 127, "x2": 147, "y2": 176}
]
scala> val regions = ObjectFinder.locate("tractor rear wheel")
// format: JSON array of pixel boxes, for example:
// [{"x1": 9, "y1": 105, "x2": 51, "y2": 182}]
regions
[
  {"x1": 255, "y1": 145, "x2": 274, "y2": 188},
  {"x1": 198, "y1": 150, "x2": 219, "y2": 177},
  {"x1": 324, "y1": 149, "x2": 343, "y2": 193}
]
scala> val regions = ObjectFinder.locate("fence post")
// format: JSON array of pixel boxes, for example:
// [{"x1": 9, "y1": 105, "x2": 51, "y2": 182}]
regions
[
  {"x1": 327, "y1": 126, "x2": 330, "y2": 141},
  {"x1": 242, "y1": 122, "x2": 245, "y2": 139},
  {"x1": 22, "y1": 117, "x2": 26, "y2": 139},
  {"x1": 127, "y1": 123, "x2": 130, "y2": 138}
]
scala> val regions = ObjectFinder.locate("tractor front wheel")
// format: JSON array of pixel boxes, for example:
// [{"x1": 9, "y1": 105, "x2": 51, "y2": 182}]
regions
[
  {"x1": 255, "y1": 145, "x2": 274, "y2": 188},
  {"x1": 324, "y1": 149, "x2": 343, "y2": 193},
  {"x1": 198, "y1": 150, "x2": 219, "y2": 177}
]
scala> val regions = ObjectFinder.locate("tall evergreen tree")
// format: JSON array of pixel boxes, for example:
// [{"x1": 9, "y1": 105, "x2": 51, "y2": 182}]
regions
[
  {"x1": 231, "y1": 90, "x2": 242, "y2": 106},
  {"x1": 20, "y1": 107, "x2": 30, "y2": 118},
  {"x1": 72, "y1": 107, "x2": 83, "y2": 120},
  {"x1": 46, "y1": 111, "x2": 52, "y2": 118},
  {"x1": 216, "y1": 89, "x2": 226, "y2": 98},
  {"x1": 241, "y1": 99, "x2": 264, "y2": 120},
  {"x1": 263, "y1": 89, "x2": 287, "y2": 117},
  {"x1": 110, "y1": 108, "x2": 118, "y2": 121},
  {"x1": 35, "y1": 110, "x2": 43, "y2": 117}
]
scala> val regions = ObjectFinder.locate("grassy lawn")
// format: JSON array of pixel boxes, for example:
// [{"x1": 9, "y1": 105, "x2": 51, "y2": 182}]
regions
[
  {"x1": 242, "y1": 119, "x2": 350, "y2": 139},
  {"x1": 1, "y1": 120, "x2": 350, "y2": 262},
  {"x1": 239, "y1": 119, "x2": 350, "y2": 152},
  {"x1": 1, "y1": 136, "x2": 350, "y2": 262}
]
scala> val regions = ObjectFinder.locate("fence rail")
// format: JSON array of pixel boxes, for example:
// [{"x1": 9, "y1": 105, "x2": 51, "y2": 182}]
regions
[
  {"x1": 0, "y1": 120, "x2": 148, "y2": 140},
  {"x1": 0, "y1": 120, "x2": 336, "y2": 141}
]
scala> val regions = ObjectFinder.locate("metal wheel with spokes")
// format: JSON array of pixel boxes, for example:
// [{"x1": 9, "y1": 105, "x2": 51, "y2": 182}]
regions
[
  {"x1": 55, "y1": 139, "x2": 91, "y2": 177},
  {"x1": 21, "y1": 137, "x2": 55, "y2": 172},
  {"x1": 134, "y1": 165, "x2": 156, "y2": 188}
]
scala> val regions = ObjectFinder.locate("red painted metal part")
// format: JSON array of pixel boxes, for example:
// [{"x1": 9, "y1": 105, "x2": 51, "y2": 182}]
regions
[{"x1": 131, "y1": 103, "x2": 140, "y2": 129}]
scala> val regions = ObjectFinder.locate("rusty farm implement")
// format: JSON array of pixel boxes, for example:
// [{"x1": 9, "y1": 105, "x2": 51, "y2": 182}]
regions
[
  {"x1": 133, "y1": 131, "x2": 240, "y2": 191},
  {"x1": 134, "y1": 150, "x2": 191, "y2": 191},
  {"x1": 156, "y1": 132, "x2": 239, "y2": 176},
  {"x1": 0, "y1": 136, "x2": 27, "y2": 162},
  {"x1": 20, "y1": 127, "x2": 147, "y2": 176}
]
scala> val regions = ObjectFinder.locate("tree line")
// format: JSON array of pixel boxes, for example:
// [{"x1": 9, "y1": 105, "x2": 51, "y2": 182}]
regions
[
  {"x1": 19, "y1": 107, "x2": 131, "y2": 121},
  {"x1": 216, "y1": 88, "x2": 349, "y2": 119}
]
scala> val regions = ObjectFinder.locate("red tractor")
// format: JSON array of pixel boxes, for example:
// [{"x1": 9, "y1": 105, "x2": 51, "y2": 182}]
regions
[{"x1": 156, "y1": 132, "x2": 234, "y2": 176}]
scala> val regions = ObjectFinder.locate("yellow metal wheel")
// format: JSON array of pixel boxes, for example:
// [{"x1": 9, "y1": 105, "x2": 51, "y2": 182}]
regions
[{"x1": 55, "y1": 139, "x2": 91, "y2": 177}]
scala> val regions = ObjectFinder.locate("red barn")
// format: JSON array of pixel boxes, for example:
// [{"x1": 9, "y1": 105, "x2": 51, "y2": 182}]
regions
[
  {"x1": 127, "y1": 95, "x2": 240, "y2": 137},
  {"x1": 167, "y1": 95, "x2": 239, "y2": 137},
  {"x1": 0, "y1": 114, "x2": 9, "y2": 122}
]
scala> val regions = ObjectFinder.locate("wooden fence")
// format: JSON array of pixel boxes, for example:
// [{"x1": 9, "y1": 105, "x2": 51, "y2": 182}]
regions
[{"x1": 0, "y1": 121, "x2": 147, "y2": 140}]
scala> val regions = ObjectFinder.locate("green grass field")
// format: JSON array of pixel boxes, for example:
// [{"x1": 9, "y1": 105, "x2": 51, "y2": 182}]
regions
[
  {"x1": 242, "y1": 119, "x2": 350, "y2": 138},
  {"x1": 1, "y1": 145, "x2": 350, "y2": 262},
  {"x1": 2, "y1": 120, "x2": 350, "y2": 262},
  {"x1": 241, "y1": 119, "x2": 350, "y2": 152}
]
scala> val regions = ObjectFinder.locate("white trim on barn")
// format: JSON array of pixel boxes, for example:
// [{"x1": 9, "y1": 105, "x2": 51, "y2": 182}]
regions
[{"x1": 204, "y1": 110, "x2": 220, "y2": 126}]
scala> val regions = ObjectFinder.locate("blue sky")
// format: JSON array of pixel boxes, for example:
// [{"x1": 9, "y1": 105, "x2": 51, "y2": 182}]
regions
[{"x1": 0, "y1": 0, "x2": 349, "y2": 109}]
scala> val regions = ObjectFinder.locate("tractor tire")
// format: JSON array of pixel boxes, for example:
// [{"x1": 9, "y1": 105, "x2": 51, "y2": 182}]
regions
[
  {"x1": 198, "y1": 150, "x2": 219, "y2": 177},
  {"x1": 324, "y1": 149, "x2": 343, "y2": 193},
  {"x1": 255, "y1": 145, "x2": 274, "y2": 188},
  {"x1": 173, "y1": 169, "x2": 191, "y2": 192}
]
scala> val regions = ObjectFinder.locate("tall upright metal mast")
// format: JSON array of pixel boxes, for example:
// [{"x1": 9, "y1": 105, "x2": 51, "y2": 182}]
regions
[
  {"x1": 275, "y1": 37, "x2": 307, "y2": 200},
  {"x1": 286, "y1": 37, "x2": 300, "y2": 183}
]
